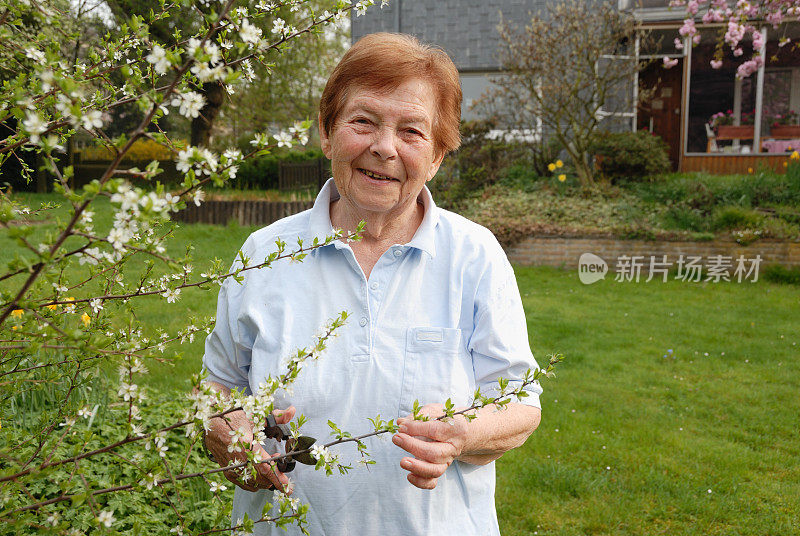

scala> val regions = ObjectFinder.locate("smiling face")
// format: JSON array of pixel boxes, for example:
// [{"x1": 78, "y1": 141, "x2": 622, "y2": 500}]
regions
[{"x1": 320, "y1": 78, "x2": 445, "y2": 223}]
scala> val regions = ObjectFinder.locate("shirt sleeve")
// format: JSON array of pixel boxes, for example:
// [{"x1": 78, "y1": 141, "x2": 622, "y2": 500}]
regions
[
  {"x1": 201, "y1": 237, "x2": 255, "y2": 393},
  {"x1": 468, "y1": 241, "x2": 542, "y2": 409}
]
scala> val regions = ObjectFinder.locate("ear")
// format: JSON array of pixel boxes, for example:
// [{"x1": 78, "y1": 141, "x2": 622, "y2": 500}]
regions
[
  {"x1": 318, "y1": 112, "x2": 332, "y2": 159},
  {"x1": 426, "y1": 148, "x2": 446, "y2": 182}
]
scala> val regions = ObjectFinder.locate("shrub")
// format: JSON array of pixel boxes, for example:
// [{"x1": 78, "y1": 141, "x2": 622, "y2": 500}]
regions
[
  {"x1": 763, "y1": 264, "x2": 800, "y2": 286},
  {"x1": 589, "y1": 131, "x2": 671, "y2": 183},
  {"x1": 80, "y1": 138, "x2": 183, "y2": 162},
  {"x1": 430, "y1": 119, "x2": 529, "y2": 208},
  {"x1": 662, "y1": 205, "x2": 708, "y2": 232},
  {"x1": 712, "y1": 206, "x2": 763, "y2": 231}
]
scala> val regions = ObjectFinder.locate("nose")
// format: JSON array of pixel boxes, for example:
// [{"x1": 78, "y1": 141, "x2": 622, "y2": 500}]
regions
[{"x1": 370, "y1": 127, "x2": 398, "y2": 160}]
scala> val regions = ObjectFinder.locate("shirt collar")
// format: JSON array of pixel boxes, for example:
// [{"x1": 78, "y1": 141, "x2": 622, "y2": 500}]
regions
[{"x1": 306, "y1": 178, "x2": 439, "y2": 258}]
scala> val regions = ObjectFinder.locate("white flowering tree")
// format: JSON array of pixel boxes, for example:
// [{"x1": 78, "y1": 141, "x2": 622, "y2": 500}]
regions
[{"x1": 0, "y1": 0, "x2": 562, "y2": 533}]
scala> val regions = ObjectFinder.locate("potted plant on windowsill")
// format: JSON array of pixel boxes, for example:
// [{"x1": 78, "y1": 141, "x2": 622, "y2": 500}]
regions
[
  {"x1": 770, "y1": 111, "x2": 800, "y2": 137},
  {"x1": 709, "y1": 109, "x2": 755, "y2": 139}
]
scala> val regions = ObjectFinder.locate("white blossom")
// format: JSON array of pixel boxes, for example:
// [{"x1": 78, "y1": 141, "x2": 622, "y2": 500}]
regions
[
  {"x1": 187, "y1": 38, "x2": 202, "y2": 58},
  {"x1": 146, "y1": 45, "x2": 171, "y2": 74},
  {"x1": 81, "y1": 110, "x2": 103, "y2": 131},
  {"x1": 144, "y1": 473, "x2": 159, "y2": 490},
  {"x1": 162, "y1": 288, "x2": 181, "y2": 303},
  {"x1": 310, "y1": 444, "x2": 333, "y2": 463},
  {"x1": 250, "y1": 132, "x2": 269, "y2": 148},
  {"x1": 272, "y1": 18, "x2": 286, "y2": 35},
  {"x1": 89, "y1": 298, "x2": 103, "y2": 313},
  {"x1": 108, "y1": 226, "x2": 132, "y2": 251},
  {"x1": 77, "y1": 406, "x2": 94, "y2": 419},
  {"x1": 355, "y1": 0, "x2": 373, "y2": 16},
  {"x1": 171, "y1": 91, "x2": 205, "y2": 119},
  {"x1": 22, "y1": 111, "x2": 47, "y2": 144},
  {"x1": 60, "y1": 417, "x2": 77, "y2": 427},
  {"x1": 239, "y1": 19, "x2": 262, "y2": 45},
  {"x1": 241, "y1": 59, "x2": 255, "y2": 82},
  {"x1": 274, "y1": 131, "x2": 293, "y2": 148},
  {"x1": 289, "y1": 122, "x2": 309, "y2": 145},
  {"x1": 227, "y1": 427, "x2": 248, "y2": 452},
  {"x1": 96, "y1": 510, "x2": 115, "y2": 528},
  {"x1": 25, "y1": 47, "x2": 45, "y2": 62},
  {"x1": 209, "y1": 481, "x2": 228, "y2": 493},
  {"x1": 256, "y1": 0, "x2": 276, "y2": 11},
  {"x1": 118, "y1": 382, "x2": 139, "y2": 401},
  {"x1": 40, "y1": 69, "x2": 55, "y2": 92}
]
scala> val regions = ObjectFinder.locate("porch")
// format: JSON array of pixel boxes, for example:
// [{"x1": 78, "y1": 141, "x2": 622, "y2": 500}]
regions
[{"x1": 634, "y1": 17, "x2": 800, "y2": 174}]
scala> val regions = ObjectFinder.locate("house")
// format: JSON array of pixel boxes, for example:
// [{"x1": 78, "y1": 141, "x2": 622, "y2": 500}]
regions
[
  {"x1": 352, "y1": 1, "x2": 800, "y2": 174},
  {"x1": 351, "y1": 0, "x2": 544, "y2": 122},
  {"x1": 627, "y1": 0, "x2": 800, "y2": 173}
]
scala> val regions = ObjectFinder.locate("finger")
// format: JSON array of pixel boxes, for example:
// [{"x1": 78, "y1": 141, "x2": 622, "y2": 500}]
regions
[
  {"x1": 392, "y1": 433, "x2": 456, "y2": 464},
  {"x1": 400, "y1": 456, "x2": 448, "y2": 479},
  {"x1": 255, "y1": 453, "x2": 291, "y2": 494},
  {"x1": 272, "y1": 406, "x2": 296, "y2": 425},
  {"x1": 407, "y1": 472, "x2": 438, "y2": 490},
  {"x1": 398, "y1": 419, "x2": 450, "y2": 443}
]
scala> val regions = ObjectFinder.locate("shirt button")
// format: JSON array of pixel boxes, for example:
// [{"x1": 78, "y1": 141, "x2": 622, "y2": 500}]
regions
[
  {"x1": 393, "y1": 249, "x2": 402, "y2": 257},
  {"x1": 359, "y1": 317, "x2": 368, "y2": 327},
  {"x1": 370, "y1": 282, "x2": 379, "y2": 290}
]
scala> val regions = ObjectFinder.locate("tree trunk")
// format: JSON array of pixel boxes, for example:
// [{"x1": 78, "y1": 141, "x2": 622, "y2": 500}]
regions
[
  {"x1": 564, "y1": 140, "x2": 594, "y2": 188},
  {"x1": 191, "y1": 82, "x2": 225, "y2": 148}
]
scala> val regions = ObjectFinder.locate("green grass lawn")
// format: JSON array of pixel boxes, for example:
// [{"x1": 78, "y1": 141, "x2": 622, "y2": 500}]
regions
[
  {"x1": 498, "y1": 266, "x2": 800, "y2": 536},
  {"x1": 3, "y1": 193, "x2": 799, "y2": 534}
]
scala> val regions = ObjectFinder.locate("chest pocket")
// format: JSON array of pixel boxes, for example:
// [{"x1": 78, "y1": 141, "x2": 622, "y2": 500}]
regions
[{"x1": 399, "y1": 327, "x2": 475, "y2": 416}]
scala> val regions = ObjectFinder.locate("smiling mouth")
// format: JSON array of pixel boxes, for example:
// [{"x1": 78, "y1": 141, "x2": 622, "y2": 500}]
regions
[{"x1": 359, "y1": 168, "x2": 397, "y2": 181}]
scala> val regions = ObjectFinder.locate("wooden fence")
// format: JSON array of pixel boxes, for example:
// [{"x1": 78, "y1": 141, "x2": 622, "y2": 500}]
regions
[
  {"x1": 278, "y1": 159, "x2": 328, "y2": 191},
  {"x1": 173, "y1": 200, "x2": 314, "y2": 226}
]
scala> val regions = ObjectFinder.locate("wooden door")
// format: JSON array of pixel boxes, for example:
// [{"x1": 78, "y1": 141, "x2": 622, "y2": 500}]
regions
[{"x1": 638, "y1": 60, "x2": 683, "y2": 169}]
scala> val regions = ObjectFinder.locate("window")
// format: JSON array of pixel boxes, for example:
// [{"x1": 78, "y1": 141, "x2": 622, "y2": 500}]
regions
[{"x1": 687, "y1": 23, "x2": 800, "y2": 154}]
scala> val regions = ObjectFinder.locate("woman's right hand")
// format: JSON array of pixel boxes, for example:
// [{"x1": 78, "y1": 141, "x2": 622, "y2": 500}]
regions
[{"x1": 204, "y1": 406, "x2": 297, "y2": 493}]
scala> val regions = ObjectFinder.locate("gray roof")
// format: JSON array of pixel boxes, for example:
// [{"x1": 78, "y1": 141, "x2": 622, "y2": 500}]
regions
[{"x1": 351, "y1": 0, "x2": 549, "y2": 72}]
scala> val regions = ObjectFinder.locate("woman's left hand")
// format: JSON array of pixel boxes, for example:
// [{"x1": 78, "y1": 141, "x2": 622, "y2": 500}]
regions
[{"x1": 392, "y1": 403, "x2": 471, "y2": 490}]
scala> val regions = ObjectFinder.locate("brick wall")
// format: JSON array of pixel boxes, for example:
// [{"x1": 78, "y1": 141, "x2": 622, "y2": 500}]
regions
[{"x1": 505, "y1": 235, "x2": 800, "y2": 268}]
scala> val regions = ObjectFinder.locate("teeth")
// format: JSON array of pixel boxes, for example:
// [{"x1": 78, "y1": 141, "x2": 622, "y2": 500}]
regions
[{"x1": 362, "y1": 169, "x2": 392, "y2": 180}]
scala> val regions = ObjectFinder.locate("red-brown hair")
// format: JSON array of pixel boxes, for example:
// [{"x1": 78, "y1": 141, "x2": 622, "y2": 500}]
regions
[{"x1": 319, "y1": 32, "x2": 462, "y2": 156}]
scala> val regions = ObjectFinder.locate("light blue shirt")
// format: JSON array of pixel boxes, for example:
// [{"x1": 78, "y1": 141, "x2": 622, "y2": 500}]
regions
[{"x1": 202, "y1": 178, "x2": 541, "y2": 536}]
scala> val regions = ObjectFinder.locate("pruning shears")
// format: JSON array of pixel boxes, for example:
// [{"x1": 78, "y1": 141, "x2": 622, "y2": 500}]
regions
[
  {"x1": 204, "y1": 414, "x2": 317, "y2": 474},
  {"x1": 261, "y1": 413, "x2": 317, "y2": 473}
]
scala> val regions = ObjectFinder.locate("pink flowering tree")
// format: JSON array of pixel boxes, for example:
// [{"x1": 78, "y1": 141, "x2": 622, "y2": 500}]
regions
[{"x1": 668, "y1": 0, "x2": 800, "y2": 77}]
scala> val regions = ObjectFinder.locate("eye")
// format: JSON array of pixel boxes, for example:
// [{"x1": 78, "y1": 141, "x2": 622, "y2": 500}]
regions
[
  {"x1": 354, "y1": 118, "x2": 370, "y2": 125},
  {"x1": 405, "y1": 128, "x2": 423, "y2": 136}
]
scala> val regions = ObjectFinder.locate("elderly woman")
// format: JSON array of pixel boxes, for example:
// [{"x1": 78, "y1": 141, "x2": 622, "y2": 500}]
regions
[{"x1": 201, "y1": 33, "x2": 542, "y2": 535}]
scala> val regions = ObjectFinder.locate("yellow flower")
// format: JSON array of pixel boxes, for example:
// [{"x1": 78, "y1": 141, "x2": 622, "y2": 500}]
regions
[
  {"x1": 784, "y1": 161, "x2": 789, "y2": 168},
  {"x1": 747, "y1": 167, "x2": 753, "y2": 173},
  {"x1": 547, "y1": 163, "x2": 556, "y2": 172},
  {"x1": 81, "y1": 313, "x2": 91, "y2": 326},
  {"x1": 65, "y1": 297, "x2": 75, "y2": 302},
  {"x1": 11, "y1": 309, "x2": 23, "y2": 318},
  {"x1": 556, "y1": 160, "x2": 564, "y2": 168},
  {"x1": 790, "y1": 151, "x2": 800, "y2": 160},
  {"x1": 558, "y1": 174, "x2": 567, "y2": 182},
  {"x1": 47, "y1": 304, "x2": 58, "y2": 310},
  {"x1": 12, "y1": 325, "x2": 20, "y2": 331}
]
